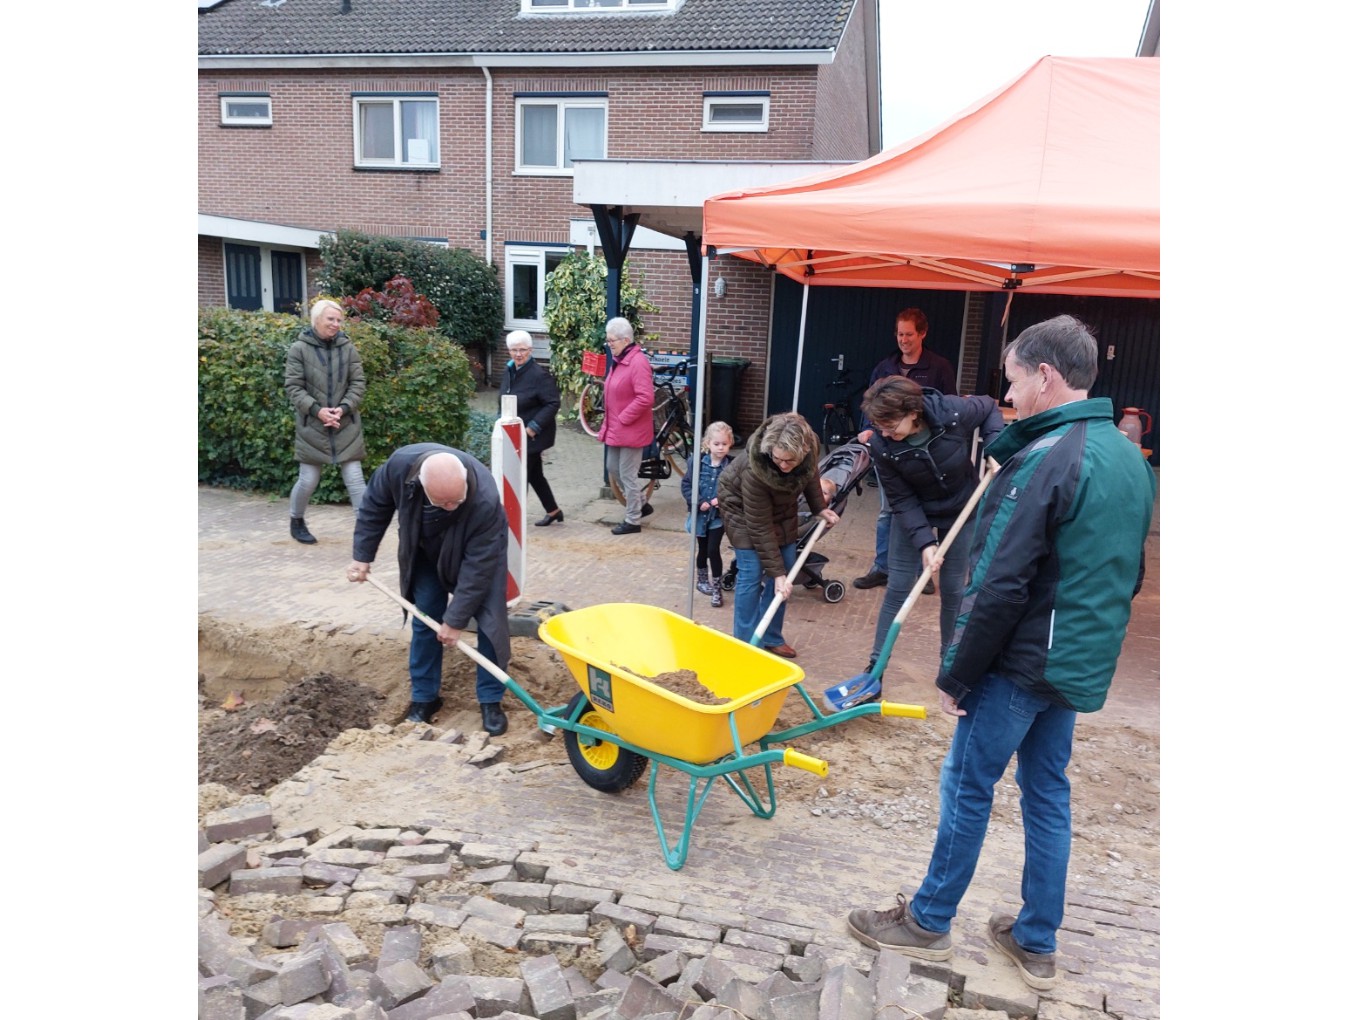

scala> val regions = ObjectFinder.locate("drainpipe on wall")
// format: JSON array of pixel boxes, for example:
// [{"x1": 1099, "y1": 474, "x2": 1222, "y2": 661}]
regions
[{"x1": 483, "y1": 67, "x2": 493, "y2": 265}]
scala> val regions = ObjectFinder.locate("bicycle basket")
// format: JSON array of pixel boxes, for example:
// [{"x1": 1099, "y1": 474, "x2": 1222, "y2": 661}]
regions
[{"x1": 582, "y1": 350, "x2": 607, "y2": 377}]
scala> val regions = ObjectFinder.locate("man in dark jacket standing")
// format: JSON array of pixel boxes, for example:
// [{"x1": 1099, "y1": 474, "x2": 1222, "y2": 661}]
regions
[
  {"x1": 846, "y1": 315, "x2": 1156, "y2": 991},
  {"x1": 347, "y1": 444, "x2": 511, "y2": 735}
]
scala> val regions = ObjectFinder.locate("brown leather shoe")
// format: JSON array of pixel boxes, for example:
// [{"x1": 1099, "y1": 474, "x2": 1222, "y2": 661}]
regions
[{"x1": 764, "y1": 643, "x2": 797, "y2": 658}]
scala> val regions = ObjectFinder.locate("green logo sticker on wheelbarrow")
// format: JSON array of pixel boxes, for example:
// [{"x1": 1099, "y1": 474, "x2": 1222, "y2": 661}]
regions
[{"x1": 587, "y1": 665, "x2": 614, "y2": 713}]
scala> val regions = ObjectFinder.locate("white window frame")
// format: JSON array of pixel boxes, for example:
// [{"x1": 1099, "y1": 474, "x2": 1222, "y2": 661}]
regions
[
  {"x1": 505, "y1": 245, "x2": 572, "y2": 330},
  {"x1": 523, "y1": 0, "x2": 674, "y2": 12},
  {"x1": 220, "y1": 94, "x2": 272, "y2": 127},
  {"x1": 352, "y1": 95, "x2": 440, "y2": 169},
  {"x1": 702, "y1": 95, "x2": 769, "y2": 133},
  {"x1": 514, "y1": 97, "x2": 607, "y2": 175}
]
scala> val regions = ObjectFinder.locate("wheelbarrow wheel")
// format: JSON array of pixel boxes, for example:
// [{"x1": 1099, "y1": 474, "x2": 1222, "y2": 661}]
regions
[
  {"x1": 563, "y1": 693, "x2": 648, "y2": 793},
  {"x1": 824, "y1": 579, "x2": 846, "y2": 603}
]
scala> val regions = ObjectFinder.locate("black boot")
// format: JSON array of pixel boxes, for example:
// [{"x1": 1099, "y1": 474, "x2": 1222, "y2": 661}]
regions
[
  {"x1": 290, "y1": 517, "x2": 317, "y2": 544},
  {"x1": 480, "y1": 702, "x2": 508, "y2": 736}
]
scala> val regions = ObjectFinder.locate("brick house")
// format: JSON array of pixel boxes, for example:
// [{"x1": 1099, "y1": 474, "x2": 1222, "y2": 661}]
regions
[{"x1": 198, "y1": 0, "x2": 883, "y2": 439}]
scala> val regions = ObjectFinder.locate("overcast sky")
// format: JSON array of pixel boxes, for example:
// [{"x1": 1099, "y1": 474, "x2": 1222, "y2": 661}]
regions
[{"x1": 878, "y1": 0, "x2": 1153, "y2": 147}]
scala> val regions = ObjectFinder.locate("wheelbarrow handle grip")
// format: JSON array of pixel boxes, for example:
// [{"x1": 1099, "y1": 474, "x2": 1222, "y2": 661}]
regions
[
  {"x1": 783, "y1": 748, "x2": 829, "y2": 777},
  {"x1": 362, "y1": 574, "x2": 515, "y2": 686},
  {"x1": 880, "y1": 701, "x2": 928, "y2": 719}
]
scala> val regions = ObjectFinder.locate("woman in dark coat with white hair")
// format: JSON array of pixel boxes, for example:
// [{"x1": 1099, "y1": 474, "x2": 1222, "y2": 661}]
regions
[
  {"x1": 284, "y1": 298, "x2": 368, "y2": 544},
  {"x1": 499, "y1": 330, "x2": 564, "y2": 526}
]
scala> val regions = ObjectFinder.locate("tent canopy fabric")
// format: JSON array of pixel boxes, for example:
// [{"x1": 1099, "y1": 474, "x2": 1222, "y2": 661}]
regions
[{"x1": 702, "y1": 56, "x2": 1159, "y2": 299}]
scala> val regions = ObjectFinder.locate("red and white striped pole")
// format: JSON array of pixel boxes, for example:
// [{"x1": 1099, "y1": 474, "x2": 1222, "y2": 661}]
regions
[{"x1": 492, "y1": 395, "x2": 527, "y2": 608}]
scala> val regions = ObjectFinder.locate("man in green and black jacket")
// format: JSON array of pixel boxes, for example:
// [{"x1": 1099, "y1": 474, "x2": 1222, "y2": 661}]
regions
[{"x1": 847, "y1": 314, "x2": 1156, "y2": 992}]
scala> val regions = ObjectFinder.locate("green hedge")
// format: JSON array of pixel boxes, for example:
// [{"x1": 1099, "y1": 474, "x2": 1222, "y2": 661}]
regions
[
  {"x1": 198, "y1": 307, "x2": 486, "y2": 501},
  {"x1": 317, "y1": 230, "x2": 502, "y2": 351}
]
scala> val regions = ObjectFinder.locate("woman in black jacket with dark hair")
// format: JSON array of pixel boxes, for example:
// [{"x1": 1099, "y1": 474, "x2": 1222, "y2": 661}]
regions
[
  {"x1": 860, "y1": 376, "x2": 1004, "y2": 667},
  {"x1": 500, "y1": 331, "x2": 564, "y2": 526}
]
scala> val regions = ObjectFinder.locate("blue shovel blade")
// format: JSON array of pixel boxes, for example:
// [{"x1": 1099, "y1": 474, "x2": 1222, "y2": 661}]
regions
[{"x1": 822, "y1": 674, "x2": 881, "y2": 712}]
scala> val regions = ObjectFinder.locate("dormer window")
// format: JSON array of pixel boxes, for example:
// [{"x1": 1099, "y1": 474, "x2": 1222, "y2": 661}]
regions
[{"x1": 523, "y1": 0, "x2": 674, "y2": 12}]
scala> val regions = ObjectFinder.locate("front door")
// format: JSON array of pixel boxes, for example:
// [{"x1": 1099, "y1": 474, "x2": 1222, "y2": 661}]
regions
[
  {"x1": 271, "y1": 251, "x2": 303, "y2": 315},
  {"x1": 225, "y1": 243, "x2": 262, "y2": 311}
]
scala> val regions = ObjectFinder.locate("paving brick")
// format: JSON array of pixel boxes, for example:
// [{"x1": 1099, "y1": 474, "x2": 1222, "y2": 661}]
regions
[
  {"x1": 595, "y1": 969, "x2": 632, "y2": 993},
  {"x1": 693, "y1": 955, "x2": 739, "y2": 1000},
  {"x1": 709, "y1": 942, "x2": 784, "y2": 983},
  {"x1": 405, "y1": 902, "x2": 469, "y2": 929},
  {"x1": 550, "y1": 882, "x2": 616, "y2": 913},
  {"x1": 615, "y1": 972, "x2": 688, "y2": 1020},
  {"x1": 278, "y1": 950, "x2": 331, "y2": 1005},
  {"x1": 465, "y1": 974, "x2": 531, "y2": 1016},
  {"x1": 309, "y1": 848, "x2": 387, "y2": 869},
  {"x1": 524, "y1": 912, "x2": 590, "y2": 935},
  {"x1": 229, "y1": 866, "x2": 304, "y2": 896},
  {"x1": 205, "y1": 802, "x2": 275, "y2": 842},
  {"x1": 468, "y1": 863, "x2": 518, "y2": 884},
  {"x1": 200, "y1": 843, "x2": 248, "y2": 889},
  {"x1": 591, "y1": 900, "x2": 658, "y2": 936},
  {"x1": 818, "y1": 961, "x2": 874, "y2": 1020},
  {"x1": 431, "y1": 940, "x2": 474, "y2": 978},
  {"x1": 464, "y1": 894, "x2": 527, "y2": 927},
  {"x1": 225, "y1": 953, "x2": 280, "y2": 988},
  {"x1": 262, "y1": 917, "x2": 324, "y2": 949},
  {"x1": 756, "y1": 971, "x2": 800, "y2": 999},
  {"x1": 459, "y1": 842, "x2": 524, "y2": 868},
  {"x1": 400, "y1": 862, "x2": 453, "y2": 886},
  {"x1": 575, "y1": 986, "x2": 623, "y2": 1017},
  {"x1": 744, "y1": 917, "x2": 817, "y2": 953},
  {"x1": 310, "y1": 922, "x2": 373, "y2": 967},
  {"x1": 377, "y1": 925, "x2": 423, "y2": 970},
  {"x1": 301, "y1": 860, "x2": 361, "y2": 887},
  {"x1": 199, "y1": 974, "x2": 245, "y2": 1020},
  {"x1": 725, "y1": 928, "x2": 791, "y2": 956},
  {"x1": 350, "y1": 827, "x2": 403, "y2": 852},
  {"x1": 768, "y1": 986, "x2": 821, "y2": 1020},
  {"x1": 258, "y1": 836, "x2": 310, "y2": 859},
  {"x1": 678, "y1": 903, "x2": 746, "y2": 929},
  {"x1": 653, "y1": 915, "x2": 721, "y2": 942},
  {"x1": 387, "y1": 842, "x2": 453, "y2": 864},
  {"x1": 374, "y1": 958, "x2": 436, "y2": 1008},
  {"x1": 522, "y1": 932, "x2": 594, "y2": 953},
  {"x1": 520, "y1": 953, "x2": 575, "y2": 1020},
  {"x1": 714, "y1": 977, "x2": 772, "y2": 1020},
  {"x1": 513, "y1": 850, "x2": 556, "y2": 880},
  {"x1": 639, "y1": 950, "x2": 684, "y2": 985},
  {"x1": 460, "y1": 914, "x2": 523, "y2": 949},
  {"x1": 562, "y1": 965, "x2": 596, "y2": 998},
  {"x1": 870, "y1": 951, "x2": 948, "y2": 1020},
  {"x1": 385, "y1": 976, "x2": 478, "y2": 1019},
  {"x1": 491, "y1": 881, "x2": 555, "y2": 912},
  {"x1": 619, "y1": 894, "x2": 682, "y2": 917},
  {"x1": 200, "y1": 914, "x2": 253, "y2": 976},
  {"x1": 312, "y1": 938, "x2": 374, "y2": 1004},
  {"x1": 641, "y1": 932, "x2": 713, "y2": 962},
  {"x1": 306, "y1": 826, "x2": 363, "y2": 853},
  {"x1": 596, "y1": 926, "x2": 638, "y2": 972},
  {"x1": 419, "y1": 827, "x2": 467, "y2": 849},
  {"x1": 353, "y1": 873, "x2": 419, "y2": 900}
]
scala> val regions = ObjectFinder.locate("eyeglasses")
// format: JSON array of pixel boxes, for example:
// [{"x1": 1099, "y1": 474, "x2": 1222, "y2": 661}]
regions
[
  {"x1": 508, "y1": 347, "x2": 532, "y2": 354},
  {"x1": 770, "y1": 452, "x2": 799, "y2": 468}
]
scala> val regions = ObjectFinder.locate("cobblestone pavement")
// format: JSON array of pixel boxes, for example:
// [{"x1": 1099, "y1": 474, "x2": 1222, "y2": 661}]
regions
[{"x1": 199, "y1": 389, "x2": 1161, "y2": 1018}]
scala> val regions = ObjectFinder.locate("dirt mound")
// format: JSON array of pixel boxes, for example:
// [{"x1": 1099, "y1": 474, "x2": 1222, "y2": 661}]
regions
[{"x1": 199, "y1": 672, "x2": 385, "y2": 792}]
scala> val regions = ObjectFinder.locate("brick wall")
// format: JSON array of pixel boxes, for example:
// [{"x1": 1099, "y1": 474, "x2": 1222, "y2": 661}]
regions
[
  {"x1": 200, "y1": 236, "x2": 225, "y2": 307},
  {"x1": 812, "y1": 0, "x2": 872, "y2": 158}
]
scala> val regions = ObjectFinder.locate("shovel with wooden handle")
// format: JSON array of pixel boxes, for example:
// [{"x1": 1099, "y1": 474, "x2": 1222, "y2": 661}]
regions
[
  {"x1": 822, "y1": 457, "x2": 1000, "y2": 712},
  {"x1": 749, "y1": 517, "x2": 829, "y2": 650}
]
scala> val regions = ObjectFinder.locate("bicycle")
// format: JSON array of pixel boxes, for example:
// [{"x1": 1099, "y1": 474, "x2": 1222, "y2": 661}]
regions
[
  {"x1": 821, "y1": 356, "x2": 861, "y2": 450},
  {"x1": 607, "y1": 358, "x2": 693, "y2": 505}
]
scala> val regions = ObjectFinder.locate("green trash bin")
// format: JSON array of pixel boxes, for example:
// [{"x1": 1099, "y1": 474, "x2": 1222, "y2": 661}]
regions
[{"x1": 708, "y1": 357, "x2": 750, "y2": 444}]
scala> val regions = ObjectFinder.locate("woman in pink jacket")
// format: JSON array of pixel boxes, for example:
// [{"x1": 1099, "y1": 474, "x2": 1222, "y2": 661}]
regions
[{"x1": 599, "y1": 317, "x2": 655, "y2": 535}]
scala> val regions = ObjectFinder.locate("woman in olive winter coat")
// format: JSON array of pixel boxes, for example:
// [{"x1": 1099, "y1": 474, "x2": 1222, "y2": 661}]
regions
[
  {"x1": 499, "y1": 330, "x2": 563, "y2": 526},
  {"x1": 284, "y1": 299, "x2": 368, "y2": 543}
]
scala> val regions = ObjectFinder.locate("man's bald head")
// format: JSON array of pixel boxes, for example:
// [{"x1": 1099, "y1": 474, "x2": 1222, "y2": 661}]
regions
[{"x1": 419, "y1": 453, "x2": 468, "y2": 510}]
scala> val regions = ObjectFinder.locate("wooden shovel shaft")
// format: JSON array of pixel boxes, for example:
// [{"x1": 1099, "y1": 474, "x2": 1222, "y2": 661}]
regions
[
  {"x1": 362, "y1": 574, "x2": 515, "y2": 686},
  {"x1": 751, "y1": 517, "x2": 829, "y2": 646}
]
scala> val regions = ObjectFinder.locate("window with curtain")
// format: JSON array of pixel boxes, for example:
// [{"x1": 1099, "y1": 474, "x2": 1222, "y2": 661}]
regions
[
  {"x1": 353, "y1": 95, "x2": 439, "y2": 168},
  {"x1": 516, "y1": 97, "x2": 607, "y2": 173},
  {"x1": 506, "y1": 246, "x2": 571, "y2": 328}
]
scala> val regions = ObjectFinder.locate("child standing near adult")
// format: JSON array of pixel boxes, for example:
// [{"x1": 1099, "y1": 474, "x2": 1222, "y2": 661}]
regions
[{"x1": 681, "y1": 421, "x2": 735, "y2": 608}]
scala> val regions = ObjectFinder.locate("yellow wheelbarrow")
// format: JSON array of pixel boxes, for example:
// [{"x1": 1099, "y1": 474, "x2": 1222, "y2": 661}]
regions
[{"x1": 362, "y1": 580, "x2": 925, "y2": 870}]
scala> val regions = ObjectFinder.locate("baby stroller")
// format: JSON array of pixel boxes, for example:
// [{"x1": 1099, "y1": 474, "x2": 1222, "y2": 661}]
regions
[{"x1": 719, "y1": 440, "x2": 874, "y2": 604}]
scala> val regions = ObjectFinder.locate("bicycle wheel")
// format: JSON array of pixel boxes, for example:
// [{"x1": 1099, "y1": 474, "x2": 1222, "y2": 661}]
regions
[
  {"x1": 822, "y1": 408, "x2": 855, "y2": 449},
  {"x1": 660, "y1": 416, "x2": 692, "y2": 479},
  {"x1": 578, "y1": 379, "x2": 604, "y2": 437},
  {"x1": 608, "y1": 472, "x2": 658, "y2": 507}
]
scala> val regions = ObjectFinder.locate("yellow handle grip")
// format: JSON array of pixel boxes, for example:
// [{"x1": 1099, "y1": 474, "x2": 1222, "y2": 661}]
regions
[
  {"x1": 783, "y1": 748, "x2": 829, "y2": 776},
  {"x1": 881, "y1": 701, "x2": 928, "y2": 719}
]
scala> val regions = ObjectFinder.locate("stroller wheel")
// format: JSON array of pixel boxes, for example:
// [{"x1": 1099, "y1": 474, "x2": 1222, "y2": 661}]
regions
[
  {"x1": 824, "y1": 580, "x2": 846, "y2": 603},
  {"x1": 721, "y1": 568, "x2": 736, "y2": 591}
]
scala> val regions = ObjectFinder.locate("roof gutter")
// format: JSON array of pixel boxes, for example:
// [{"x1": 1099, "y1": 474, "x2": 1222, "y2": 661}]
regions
[
  {"x1": 483, "y1": 66, "x2": 493, "y2": 264},
  {"x1": 198, "y1": 49, "x2": 837, "y2": 70}
]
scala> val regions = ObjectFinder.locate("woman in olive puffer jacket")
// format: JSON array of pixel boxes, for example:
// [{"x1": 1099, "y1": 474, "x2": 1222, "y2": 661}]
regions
[{"x1": 283, "y1": 299, "x2": 368, "y2": 544}]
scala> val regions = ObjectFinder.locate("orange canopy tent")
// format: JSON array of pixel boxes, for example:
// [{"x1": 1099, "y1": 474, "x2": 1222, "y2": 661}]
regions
[{"x1": 701, "y1": 56, "x2": 1159, "y2": 299}]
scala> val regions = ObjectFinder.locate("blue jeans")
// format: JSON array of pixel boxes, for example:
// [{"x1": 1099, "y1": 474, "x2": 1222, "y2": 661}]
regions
[
  {"x1": 909, "y1": 674, "x2": 1077, "y2": 955},
  {"x1": 732, "y1": 543, "x2": 796, "y2": 648},
  {"x1": 870, "y1": 514, "x2": 966, "y2": 664},
  {"x1": 871, "y1": 469, "x2": 889, "y2": 574},
  {"x1": 409, "y1": 554, "x2": 505, "y2": 705}
]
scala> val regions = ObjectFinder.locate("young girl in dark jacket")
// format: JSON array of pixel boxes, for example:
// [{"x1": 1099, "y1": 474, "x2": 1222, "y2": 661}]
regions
[{"x1": 681, "y1": 421, "x2": 735, "y2": 608}]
